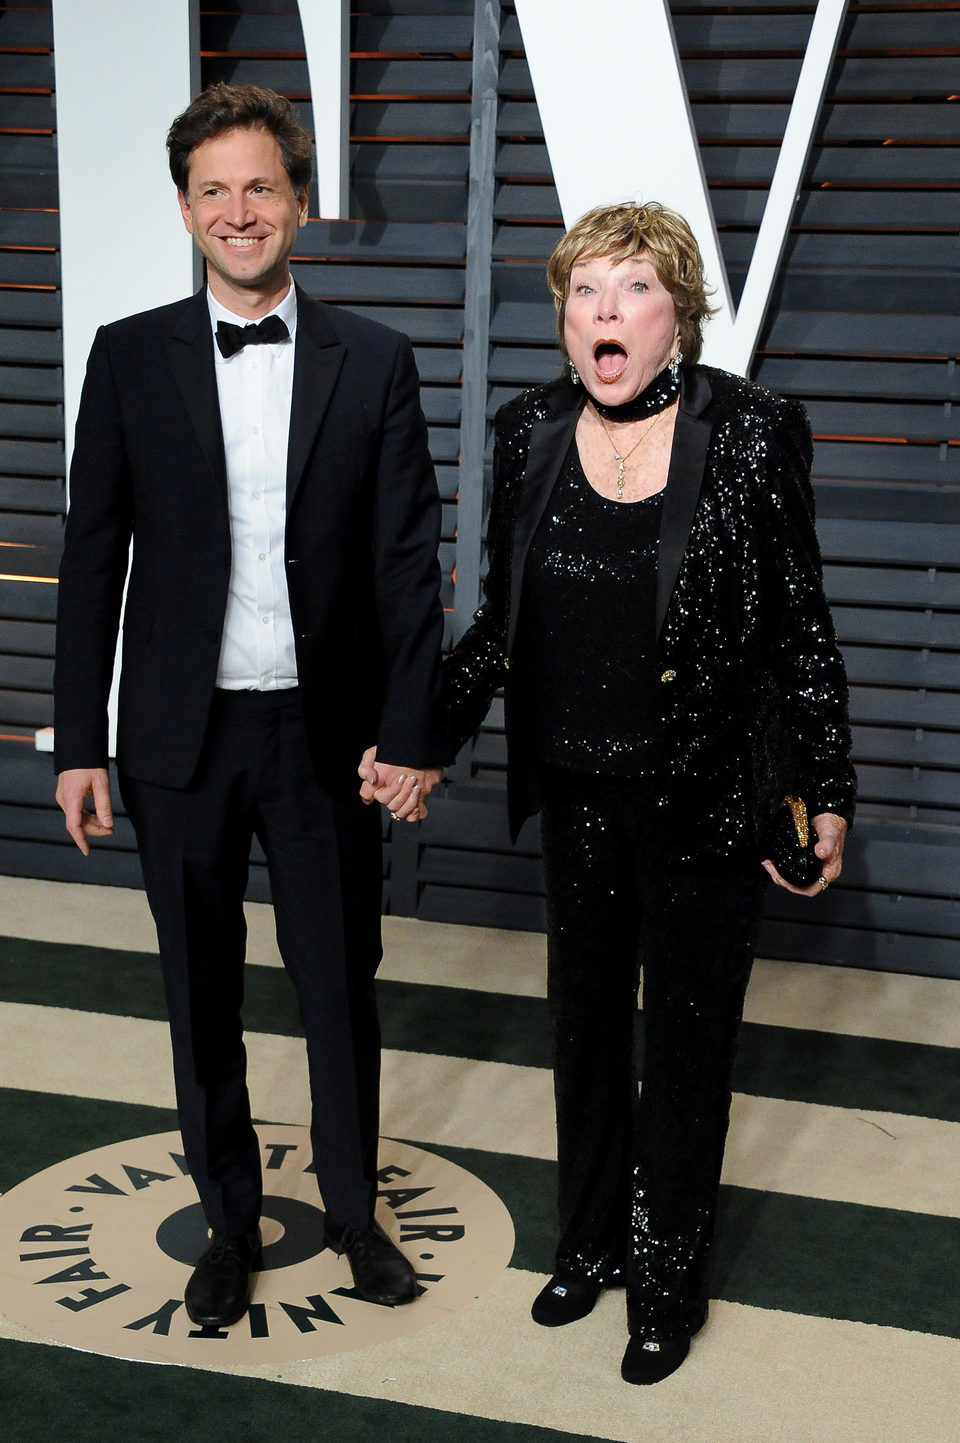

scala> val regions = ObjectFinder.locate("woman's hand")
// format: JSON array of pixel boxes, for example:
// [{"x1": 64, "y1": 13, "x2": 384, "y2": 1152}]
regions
[
  {"x1": 762, "y1": 812, "x2": 847, "y2": 897},
  {"x1": 358, "y1": 746, "x2": 442, "y2": 822}
]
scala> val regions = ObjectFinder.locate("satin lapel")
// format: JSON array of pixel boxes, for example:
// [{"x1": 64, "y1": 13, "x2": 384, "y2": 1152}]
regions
[
  {"x1": 507, "y1": 400, "x2": 582, "y2": 652},
  {"x1": 286, "y1": 291, "x2": 346, "y2": 508},
  {"x1": 164, "y1": 291, "x2": 227, "y2": 502},
  {"x1": 655, "y1": 368, "x2": 713, "y2": 640}
]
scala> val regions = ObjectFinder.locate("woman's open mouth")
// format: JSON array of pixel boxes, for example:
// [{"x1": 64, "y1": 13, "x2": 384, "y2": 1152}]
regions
[{"x1": 593, "y1": 340, "x2": 628, "y2": 383}]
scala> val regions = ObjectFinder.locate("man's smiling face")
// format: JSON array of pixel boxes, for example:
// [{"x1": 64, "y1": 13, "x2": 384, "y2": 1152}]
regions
[{"x1": 177, "y1": 125, "x2": 308, "y2": 316}]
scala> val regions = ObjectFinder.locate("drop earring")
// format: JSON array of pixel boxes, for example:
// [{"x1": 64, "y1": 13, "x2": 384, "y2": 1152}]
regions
[
  {"x1": 668, "y1": 351, "x2": 682, "y2": 383},
  {"x1": 568, "y1": 358, "x2": 581, "y2": 386}
]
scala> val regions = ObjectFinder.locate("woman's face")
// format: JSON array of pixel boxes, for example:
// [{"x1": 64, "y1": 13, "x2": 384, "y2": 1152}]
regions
[{"x1": 563, "y1": 252, "x2": 679, "y2": 404}]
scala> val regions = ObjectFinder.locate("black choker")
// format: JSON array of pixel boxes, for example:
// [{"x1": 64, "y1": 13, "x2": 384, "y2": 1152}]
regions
[{"x1": 589, "y1": 361, "x2": 681, "y2": 422}]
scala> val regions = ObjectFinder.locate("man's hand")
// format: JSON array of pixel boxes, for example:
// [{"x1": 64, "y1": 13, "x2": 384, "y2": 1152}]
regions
[
  {"x1": 55, "y1": 767, "x2": 114, "y2": 855},
  {"x1": 762, "y1": 811, "x2": 847, "y2": 897},
  {"x1": 358, "y1": 746, "x2": 442, "y2": 822}
]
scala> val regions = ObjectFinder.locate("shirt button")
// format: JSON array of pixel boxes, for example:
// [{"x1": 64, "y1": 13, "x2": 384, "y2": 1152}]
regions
[
  {"x1": 251, "y1": 426, "x2": 260, "y2": 435},
  {"x1": 251, "y1": 490, "x2": 261, "y2": 500},
  {"x1": 258, "y1": 552, "x2": 266, "y2": 561},
  {"x1": 262, "y1": 616, "x2": 271, "y2": 625}
]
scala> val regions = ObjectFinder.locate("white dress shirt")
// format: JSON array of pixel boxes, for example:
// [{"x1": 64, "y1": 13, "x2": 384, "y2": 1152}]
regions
[{"x1": 208, "y1": 282, "x2": 299, "y2": 690}]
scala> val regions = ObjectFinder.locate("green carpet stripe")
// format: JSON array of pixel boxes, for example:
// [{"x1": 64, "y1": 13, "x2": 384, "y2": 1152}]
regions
[
  {"x1": 2, "y1": 935, "x2": 959, "y2": 1122},
  {"x1": 2, "y1": 1088, "x2": 958, "y2": 1341},
  {"x1": 0, "y1": 1337, "x2": 608, "y2": 1443}
]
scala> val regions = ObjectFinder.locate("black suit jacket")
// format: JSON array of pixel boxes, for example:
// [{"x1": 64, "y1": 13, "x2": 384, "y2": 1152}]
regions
[
  {"x1": 445, "y1": 366, "x2": 856, "y2": 859},
  {"x1": 54, "y1": 286, "x2": 446, "y2": 793}
]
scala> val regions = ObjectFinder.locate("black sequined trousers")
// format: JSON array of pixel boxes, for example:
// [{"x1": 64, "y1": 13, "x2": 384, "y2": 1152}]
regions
[{"x1": 539, "y1": 766, "x2": 767, "y2": 1342}]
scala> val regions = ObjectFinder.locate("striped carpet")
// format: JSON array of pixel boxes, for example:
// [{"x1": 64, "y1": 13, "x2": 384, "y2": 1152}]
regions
[{"x1": 1, "y1": 874, "x2": 958, "y2": 1442}]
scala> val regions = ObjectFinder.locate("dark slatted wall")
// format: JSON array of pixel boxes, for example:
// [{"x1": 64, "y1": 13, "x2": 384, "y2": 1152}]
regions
[
  {"x1": 0, "y1": 0, "x2": 957, "y2": 976},
  {"x1": 0, "y1": 4, "x2": 63, "y2": 879}
]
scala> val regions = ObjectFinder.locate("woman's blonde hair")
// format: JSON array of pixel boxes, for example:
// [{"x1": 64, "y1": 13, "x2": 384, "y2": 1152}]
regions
[{"x1": 546, "y1": 202, "x2": 716, "y2": 367}]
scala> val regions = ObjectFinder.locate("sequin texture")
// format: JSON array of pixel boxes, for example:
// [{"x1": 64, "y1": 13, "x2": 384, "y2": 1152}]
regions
[
  {"x1": 445, "y1": 363, "x2": 855, "y2": 1339},
  {"x1": 445, "y1": 365, "x2": 856, "y2": 847}
]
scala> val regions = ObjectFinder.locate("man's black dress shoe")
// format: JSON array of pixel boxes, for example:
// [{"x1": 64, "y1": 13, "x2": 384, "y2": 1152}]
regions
[
  {"x1": 325, "y1": 1220, "x2": 419, "y2": 1306},
  {"x1": 184, "y1": 1229, "x2": 261, "y2": 1328},
  {"x1": 531, "y1": 1275, "x2": 603, "y2": 1327}
]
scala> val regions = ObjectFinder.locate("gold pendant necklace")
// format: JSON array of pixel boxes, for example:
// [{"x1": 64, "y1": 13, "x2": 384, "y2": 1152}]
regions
[{"x1": 595, "y1": 407, "x2": 664, "y2": 499}]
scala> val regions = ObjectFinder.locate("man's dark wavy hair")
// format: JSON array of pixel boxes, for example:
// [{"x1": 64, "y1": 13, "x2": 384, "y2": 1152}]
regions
[{"x1": 167, "y1": 82, "x2": 314, "y2": 194}]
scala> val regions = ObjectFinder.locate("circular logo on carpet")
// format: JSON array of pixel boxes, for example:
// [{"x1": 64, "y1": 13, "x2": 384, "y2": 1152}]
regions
[{"x1": 0, "y1": 1126, "x2": 514, "y2": 1364}]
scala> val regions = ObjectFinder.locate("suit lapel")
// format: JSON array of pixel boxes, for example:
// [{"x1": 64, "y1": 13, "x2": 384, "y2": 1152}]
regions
[
  {"x1": 655, "y1": 367, "x2": 713, "y2": 640},
  {"x1": 507, "y1": 394, "x2": 582, "y2": 652},
  {"x1": 164, "y1": 290, "x2": 227, "y2": 502},
  {"x1": 286, "y1": 287, "x2": 346, "y2": 508}
]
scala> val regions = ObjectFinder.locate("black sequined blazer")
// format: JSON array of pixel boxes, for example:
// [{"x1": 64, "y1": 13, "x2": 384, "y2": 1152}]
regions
[{"x1": 445, "y1": 365, "x2": 856, "y2": 863}]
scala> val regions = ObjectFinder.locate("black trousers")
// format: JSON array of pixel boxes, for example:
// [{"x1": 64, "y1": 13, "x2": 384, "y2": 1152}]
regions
[
  {"x1": 538, "y1": 766, "x2": 767, "y2": 1342},
  {"x1": 120, "y1": 689, "x2": 383, "y2": 1238}
]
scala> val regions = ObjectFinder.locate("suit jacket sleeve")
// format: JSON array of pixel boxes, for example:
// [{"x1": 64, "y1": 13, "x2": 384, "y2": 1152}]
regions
[
  {"x1": 754, "y1": 398, "x2": 856, "y2": 823},
  {"x1": 442, "y1": 402, "x2": 517, "y2": 755},
  {"x1": 370, "y1": 334, "x2": 448, "y2": 767},
  {"x1": 53, "y1": 326, "x2": 133, "y2": 773}
]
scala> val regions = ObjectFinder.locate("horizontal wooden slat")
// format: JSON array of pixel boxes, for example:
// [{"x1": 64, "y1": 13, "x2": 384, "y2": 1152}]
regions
[
  {"x1": 757, "y1": 920, "x2": 960, "y2": 978},
  {"x1": 0, "y1": 364, "x2": 61, "y2": 403},
  {"x1": 0, "y1": 290, "x2": 60, "y2": 326},
  {"x1": 833, "y1": 607, "x2": 959, "y2": 649},
  {"x1": 854, "y1": 763, "x2": 960, "y2": 811},
  {"x1": 499, "y1": 55, "x2": 960, "y2": 102},
  {"x1": 848, "y1": 685, "x2": 960, "y2": 730},
  {"x1": 0, "y1": 438, "x2": 63, "y2": 477},
  {"x1": 805, "y1": 400, "x2": 958, "y2": 443},
  {"x1": 0, "y1": 687, "x2": 51, "y2": 725},
  {"x1": 351, "y1": 99, "x2": 471, "y2": 138},
  {"x1": 851, "y1": 725, "x2": 960, "y2": 769},
  {"x1": 0, "y1": 577, "x2": 57, "y2": 621},
  {"x1": 757, "y1": 358, "x2": 959, "y2": 403},
  {"x1": 0, "y1": 330, "x2": 62, "y2": 365},
  {"x1": 0, "y1": 511, "x2": 62, "y2": 545},
  {"x1": 0, "y1": 653, "x2": 50, "y2": 690},
  {"x1": 762, "y1": 310, "x2": 960, "y2": 357},
  {"x1": 818, "y1": 519, "x2": 960, "y2": 566},
  {"x1": 327, "y1": 303, "x2": 463, "y2": 343},
  {"x1": 812, "y1": 441, "x2": 959, "y2": 486},
  {"x1": 841, "y1": 644, "x2": 960, "y2": 691},
  {"x1": 204, "y1": 56, "x2": 473, "y2": 96},
  {"x1": 298, "y1": 218, "x2": 465, "y2": 262},
  {"x1": 0, "y1": 617, "x2": 53, "y2": 656},
  {"x1": 0, "y1": 400, "x2": 62, "y2": 439},
  {"x1": 291, "y1": 260, "x2": 464, "y2": 304},
  {"x1": 498, "y1": 98, "x2": 960, "y2": 145},
  {"x1": 501, "y1": 10, "x2": 960, "y2": 52},
  {"x1": 0, "y1": 478, "x2": 63, "y2": 513}
]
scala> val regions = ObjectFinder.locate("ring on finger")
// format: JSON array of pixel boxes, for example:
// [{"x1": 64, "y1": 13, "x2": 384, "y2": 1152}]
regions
[{"x1": 818, "y1": 874, "x2": 829, "y2": 890}]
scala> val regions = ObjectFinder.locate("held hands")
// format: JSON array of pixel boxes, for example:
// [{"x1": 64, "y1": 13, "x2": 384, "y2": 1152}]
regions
[
  {"x1": 358, "y1": 746, "x2": 442, "y2": 822},
  {"x1": 55, "y1": 767, "x2": 114, "y2": 855},
  {"x1": 762, "y1": 812, "x2": 848, "y2": 897}
]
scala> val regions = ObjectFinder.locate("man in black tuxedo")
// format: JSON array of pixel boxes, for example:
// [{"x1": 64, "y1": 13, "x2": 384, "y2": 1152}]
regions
[{"x1": 53, "y1": 84, "x2": 446, "y2": 1328}]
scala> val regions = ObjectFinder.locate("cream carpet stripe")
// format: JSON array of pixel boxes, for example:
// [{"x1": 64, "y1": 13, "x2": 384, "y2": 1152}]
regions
[
  {"x1": 2, "y1": 876, "x2": 958, "y2": 1046},
  {"x1": 2, "y1": 1003, "x2": 958, "y2": 1218},
  {"x1": 3, "y1": 1273, "x2": 954, "y2": 1443}
]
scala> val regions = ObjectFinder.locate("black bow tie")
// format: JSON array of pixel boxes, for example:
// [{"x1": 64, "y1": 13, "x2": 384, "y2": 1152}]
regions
[{"x1": 215, "y1": 314, "x2": 289, "y2": 359}]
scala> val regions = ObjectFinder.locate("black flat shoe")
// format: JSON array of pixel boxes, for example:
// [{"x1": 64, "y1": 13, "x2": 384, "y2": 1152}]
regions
[
  {"x1": 184, "y1": 1229, "x2": 261, "y2": 1328},
  {"x1": 326, "y1": 1220, "x2": 419, "y2": 1306},
  {"x1": 531, "y1": 1275, "x2": 603, "y2": 1327},
  {"x1": 621, "y1": 1306, "x2": 707, "y2": 1385},
  {"x1": 621, "y1": 1333, "x2": 690, "y2": 1385}
]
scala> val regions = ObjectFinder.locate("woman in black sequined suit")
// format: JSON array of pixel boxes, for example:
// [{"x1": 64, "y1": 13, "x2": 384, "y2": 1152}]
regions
[{"x1": 443, "y1": 204, "x2": 856, "y2": 1385}]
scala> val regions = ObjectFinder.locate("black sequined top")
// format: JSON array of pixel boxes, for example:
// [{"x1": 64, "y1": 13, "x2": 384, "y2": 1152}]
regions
[
  {"x1": 445, "y1": 365, "x2": 856, "y2": 861},
  {"x1": 517, "y1": 442, "x2": 662, "y2": 773}
]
